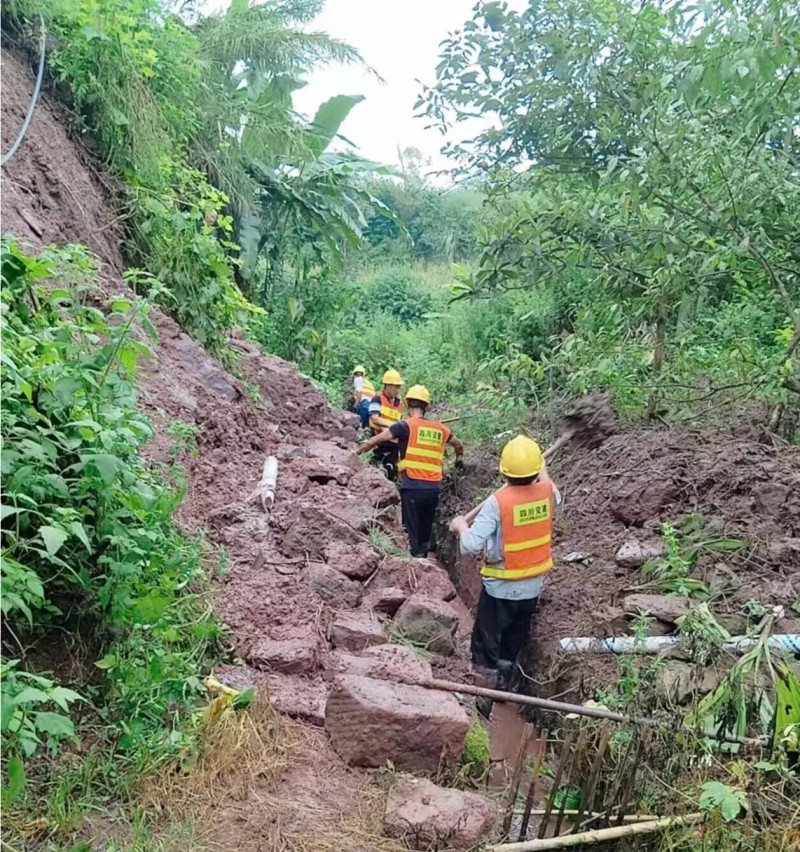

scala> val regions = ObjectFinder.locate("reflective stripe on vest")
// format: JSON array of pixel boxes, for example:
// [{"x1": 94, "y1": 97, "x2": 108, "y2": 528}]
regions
[
  {"x1": 359, "y1": 380, "x2": 375, "y2": 402},
  {"x1": 371, "y1": 392, "x2": 402, "y2": 434},
  {"x1": 481, "y1": 481, "x2": 554, "y2": 581},
  {"x1": 397, "y1": 417, "x2": 450, "y2": 482}
]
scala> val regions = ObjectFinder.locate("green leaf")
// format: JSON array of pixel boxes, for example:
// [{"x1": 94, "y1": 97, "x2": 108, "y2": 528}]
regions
[
  {"x1": 1, "y1": 756, "x2": 26, "y2": 806},
  {"x1": 49, "y1": 687, "x2": 83, "y2": 712},
  {"x1": 232, "y1": 686, "x2": 255, "y2": 710},
  {"x1": 94, "y1": 654, "x2": 118, "y2": 671},
  {"x1": 39, "y1": 525, "x2": 69, "y2": 557},
  {"x1": 13, "y1": 686, "x2": 52, "y2": 705},
  {"x1": 83, "y1": 454, "x2": 120, "y2": 485},
  {"x1": 33, "y1": 711, "x2": 75, "y2": 738},
  {"x1": 306, "y1": 95, "x2": 365, "y2": 158},
  {"x1": 68, "y1": 521, "x2": 92, "y2": 552}
]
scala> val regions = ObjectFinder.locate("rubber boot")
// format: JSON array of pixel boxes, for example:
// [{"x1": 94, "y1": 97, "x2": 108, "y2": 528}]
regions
[
  {"x1": 496, "y1": 660, "x2": 515, "y2": 695},
  {"x1": 473, "y1": 666, "x2": 497, "y2": 721}
]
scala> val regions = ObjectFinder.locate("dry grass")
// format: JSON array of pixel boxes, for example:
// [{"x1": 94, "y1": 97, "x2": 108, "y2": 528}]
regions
[
  {"x1": 128, "y1": 702, "x2": 404, "y2": 852},
  {"x1": 138, "y1": 696, "x2": 300, "y2": 817}
]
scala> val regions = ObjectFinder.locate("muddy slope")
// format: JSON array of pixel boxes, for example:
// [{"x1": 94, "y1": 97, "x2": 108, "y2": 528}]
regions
[
  {"x1": 0, "y1": 47, "x2": 423, "y2": 850},
  {"x1": 439, "y1": 422, "x2": 800, "y2": 698}
]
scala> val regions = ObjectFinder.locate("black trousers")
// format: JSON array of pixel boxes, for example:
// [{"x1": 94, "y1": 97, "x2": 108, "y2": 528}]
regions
[
  {"x1": 373, "y1": 443, "x2": 399, "y2": 482},
  {"x1": 400, "y1": 488, "x2": 440, "y2": 557},
  {"x1": 470, "y1": 587, "x2": 538, "y2": 672}
]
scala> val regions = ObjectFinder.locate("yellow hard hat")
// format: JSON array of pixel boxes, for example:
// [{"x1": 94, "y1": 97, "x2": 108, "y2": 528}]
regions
[
  {"x1": 353, "y1": 365, "x2": 366, "y2": 375},
  {"x1": 499, "y1": 435, "x2": 544, "y2": 478},
  {"x1": 382, "y1": 369, "x2": 403, "y2": 385},
  {"x1": 406, "y1": 385, "x2": 431, "y2": 405}
]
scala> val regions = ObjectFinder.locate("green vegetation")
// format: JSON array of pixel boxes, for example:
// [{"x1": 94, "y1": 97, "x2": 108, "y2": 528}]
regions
[
  {"x1": 2, "y1": 0, "x2": 800, "y2": 847},
  {"x1": 0, "y1": 241, "x2": 221, "y2": 842},
  {"x1": 460, "y1": 716, "x2": 491, "y2": 778}
]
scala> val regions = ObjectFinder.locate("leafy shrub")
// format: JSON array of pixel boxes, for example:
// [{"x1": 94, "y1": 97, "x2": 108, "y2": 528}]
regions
[
  {"x1": 0, "y1": 241, "x2": 220, "y2": 804},
  {"x1": 362, "y1": 267, "x2": 436, "y2": 326}
]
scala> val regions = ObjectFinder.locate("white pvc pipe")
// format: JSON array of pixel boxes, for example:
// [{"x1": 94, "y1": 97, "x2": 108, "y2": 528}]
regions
[{"x1": 559, "y1": 635, "x2": 800, "y2": 655}]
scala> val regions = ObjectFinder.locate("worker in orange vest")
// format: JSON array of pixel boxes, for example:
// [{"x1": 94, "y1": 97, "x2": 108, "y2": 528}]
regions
[
  {"x1": 357, "y1": 385, "x2": 463, "y2": 557},
  {"x1": 366, "y1": 369, "x2": 404, "y2": 481},
  {"x1": 449, "y1": 435, "x2": 556, "y2": 718}
]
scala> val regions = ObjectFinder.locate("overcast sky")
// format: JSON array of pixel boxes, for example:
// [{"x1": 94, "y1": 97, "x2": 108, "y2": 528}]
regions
[
  {"x1": 199, "y1": 0, "x2": 526, "y2": 176},
  {"x1": 292, "y1": 0, "x2": 482, "y2": 174}
]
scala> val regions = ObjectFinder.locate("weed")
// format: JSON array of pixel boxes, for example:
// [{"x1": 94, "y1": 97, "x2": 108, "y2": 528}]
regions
[
  {"x1": 365, "y1": 522, "x2": 410, "y2": 558},
  {"x1": 0, "y1": 241, "x2": 221, "y2": 835},
  {"x1": 386, "y1": 625, "x2": 434, "y2": 660},
  {"x1": 640, "y1": 522, "x2": 710, "y2": 598},
  {"x1": 167, "y1": 420, "x2": 200, "y2": 459},
  {"x1": 460, "y1": 716, "x2": 491, "y2": 778}
]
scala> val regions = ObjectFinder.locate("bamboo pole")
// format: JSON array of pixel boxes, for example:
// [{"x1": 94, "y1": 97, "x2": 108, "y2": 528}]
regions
[
  {"x1": 520, "y1": 810, "x2": 660, "y2": 823},
  {"x1": 537, "y1": 728, "x2": 574, "y2": 838},
  {"x1": 422, "y1": 678, "x2": 763, "y2": 746},
  {"x1": 486, "y1": 813, "x2": 703, "y2": 851},
  {"x1": 518, "y1": 729, "x2": 548, "y2": 841}
]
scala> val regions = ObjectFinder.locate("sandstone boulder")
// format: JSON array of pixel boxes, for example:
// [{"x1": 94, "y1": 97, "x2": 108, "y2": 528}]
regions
[
  {"x1": 325, "y1": 540, "x2": 380, "y2": 580},
  {"x1": 622, "y1": 593, "x2": 690, "y2": 625},
  {"x1": 367, "y1": 585, "x2": 407, "y2": 616},
  {"x1": 394, "y1": 593, "x2": 459, "y2": 656},
  {"x1": 265, "y1": 673, "x2": 327, "y2": 726},
  {"x1": 326, "y1": 644, "x2": 432, "y2": 686},
  {"x1": 330, "y1": 612, "x2": 386, "y2": 652},
  {"x1": 378, "y1": 557, "x2": 457, "y2": 602},
  {"x1": 307, "y1": 562, "x2": 363, "y2": 608},
  {"x1": 384, "y1": 777, "x2": 497, "y2": 851},
  {"x1": 247, "y1": 635, "x2": 318, "y2": 674},
  {"x1": 325, "y1": 675, "x2": 469, "y2": 771}
]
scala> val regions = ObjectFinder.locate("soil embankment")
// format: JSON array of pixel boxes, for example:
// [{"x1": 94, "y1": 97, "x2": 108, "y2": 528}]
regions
[
  {"x1": 438, "y1": 422, "x2": 800, "y2": 700},
  {"x1": 5, "y1": 42, "x2": 800, "y2": 850}
]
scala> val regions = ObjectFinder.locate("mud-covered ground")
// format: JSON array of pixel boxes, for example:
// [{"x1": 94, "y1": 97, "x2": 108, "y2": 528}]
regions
[
  {"x1": 5, "y1": 41, "x2": 800, "y2": 850},
  {"x1": 437, "y1": 422, "x2": 800, "y2": 699}
]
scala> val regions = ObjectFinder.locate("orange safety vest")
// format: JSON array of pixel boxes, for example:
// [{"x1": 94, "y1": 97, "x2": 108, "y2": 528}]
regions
[
  {"x1": 371, "y1": 391, "x2": 402, "y2": 434},
  {"x1": 481, "y1": 481, "x2": 554, "y2": 581},
  {"x1": 397, "y1": 416, "x2": 451, "y2": 482}
]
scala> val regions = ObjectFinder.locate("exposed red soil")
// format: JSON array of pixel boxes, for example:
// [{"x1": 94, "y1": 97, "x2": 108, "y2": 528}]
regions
[
  {"x1": 1, "y1": 46, "x2": 477, "y2": 850},
  {"x1": 6, "y1": 41, "x2": 800, "y2": 849},
  {"x1": 438, "y1": 422, "x2": 800, "y2": 700}
]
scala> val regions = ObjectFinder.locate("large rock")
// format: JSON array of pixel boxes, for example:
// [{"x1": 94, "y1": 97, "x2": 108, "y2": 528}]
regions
[
  {"x1": 615, "y1": 540, "x2": 666, "y2": 569},
  {"x1": 384, "y1": 777, "x2": 497, "y2": 851},
  {"x1": 367, "y1": 585, "x2": 408, "y2": 616},
  {"x1": 622, "y1": 593, "x2": 690, "y2": 625},
  {"x1": 394, "y1": 593, "x2": 459, "y2": 656},
  {"x1": 326, "y1": 644, "x2": 432, "y2": 685},
  {"x1": 266, "y1": 673, "x2": 327, "y2": 726},
  {"x1": 281, "y1": 506, "x2": 360, "y2": 560},
  {"x1": 325, "y1": 675, "x2": 469, "y2": 771},
  {"x1": 610, "y1": 479, "x2": 679, "y2": 526},
  {"x1": 247, "y1": 635, "x2": 318, "y2": 674},
  {"x1": 325, "y1": 540, "x2": 380, "y2": 581},
  {"x1": 378, "y1": 557, "x2": 457, "y2": 602},
  {"x1": 307, "y1": 562, "x2": 363, "y2": 608},
  {"x1": 330, "y1": 612, "x2": 386, "y2": 652},
  {"x1": 655, "y1": 662, "x2": 722, "y2": 705}
]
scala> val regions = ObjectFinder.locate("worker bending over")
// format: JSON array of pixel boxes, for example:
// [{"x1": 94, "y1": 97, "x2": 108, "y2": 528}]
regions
[
  {"x1": 367, "y1": 369, "x2": 403, "y2": 481},
  {"x1": 450, "y1": 436, "x2": 556, "y2": 719},
  {"x1": 351, "y1": 365, "x2": 375, "y2": 430},
  {"x1": 357, "y1": 385, "x2": 463, "y2": 557}
]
